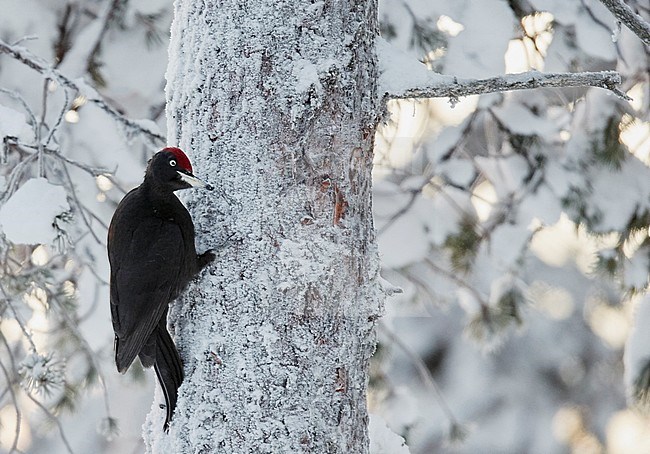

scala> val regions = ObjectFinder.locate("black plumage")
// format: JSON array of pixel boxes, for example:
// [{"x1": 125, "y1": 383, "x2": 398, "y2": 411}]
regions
[{"x1": 108, "y1": 147, "x2": 214, "y2": 431}]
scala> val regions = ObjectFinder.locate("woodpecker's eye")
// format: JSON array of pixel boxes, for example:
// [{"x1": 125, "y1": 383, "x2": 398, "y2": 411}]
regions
[{"x1": 169, "y1": 159, "x2": 177, "y2": 167}]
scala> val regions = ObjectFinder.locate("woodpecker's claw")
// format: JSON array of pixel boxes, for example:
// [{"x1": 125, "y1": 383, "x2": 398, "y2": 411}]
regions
[{"x1": 198, "y1": 249, "x2": 216, "y2": 269}]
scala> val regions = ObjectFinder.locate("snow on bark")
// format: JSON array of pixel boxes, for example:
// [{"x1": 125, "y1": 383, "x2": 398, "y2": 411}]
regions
[{"x1": 145, "y1": 1, "x2": 382, "y2": 452}]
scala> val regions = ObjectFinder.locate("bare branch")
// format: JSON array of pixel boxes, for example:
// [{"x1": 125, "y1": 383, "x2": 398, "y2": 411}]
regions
[
  {"x1": 385, "y1": 70, "x2": 631, "y2": 102},
  {"x1": 599, "y1": 0, "x2": 650, "y2": 46},
  {"x1": 44, "y1": 88, "x2": 71, "y2": 148},
  {"x1": 0, "y1": 39, "x2": 165, "y2": 146}
]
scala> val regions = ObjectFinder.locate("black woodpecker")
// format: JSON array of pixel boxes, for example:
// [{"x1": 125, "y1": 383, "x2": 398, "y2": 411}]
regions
[{"x1": 107, "y1": 147, "x2": 214, "y2": 431}]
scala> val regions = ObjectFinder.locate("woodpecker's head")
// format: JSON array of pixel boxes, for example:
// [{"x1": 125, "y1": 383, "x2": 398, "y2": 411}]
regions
[{"x1": 146, "y1": 147, "x2": 213, "y2": 192}]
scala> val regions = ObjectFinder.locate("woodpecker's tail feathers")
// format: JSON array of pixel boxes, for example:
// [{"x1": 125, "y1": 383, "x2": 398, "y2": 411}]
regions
[
  {"x1": 114, "y1": 335, "x2": 125, "y2": 374},
  {"x1": 153, "y1": 325, "x2": 184, "y2": 431}
]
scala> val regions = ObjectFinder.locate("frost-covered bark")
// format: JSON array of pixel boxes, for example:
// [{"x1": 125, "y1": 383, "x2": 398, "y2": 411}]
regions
[{"x1": 145, "y1": 1, "x2": 381, "y2": 452}]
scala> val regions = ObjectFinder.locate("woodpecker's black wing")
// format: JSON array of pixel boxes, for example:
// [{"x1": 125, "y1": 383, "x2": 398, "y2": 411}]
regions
[{"x1": 109, "y1": 216, "x2": 184, "y2": 374}]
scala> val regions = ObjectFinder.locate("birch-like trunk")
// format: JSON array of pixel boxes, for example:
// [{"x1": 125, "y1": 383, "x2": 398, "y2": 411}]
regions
[{"x1": 144, "y1": 1, "x2": 381, "y2": 452}]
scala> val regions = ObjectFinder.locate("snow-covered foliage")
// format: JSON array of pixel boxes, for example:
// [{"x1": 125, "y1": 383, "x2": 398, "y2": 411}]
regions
[
  {"x1": 369, "y1": 413, "x2": 411, "y2": 454},
  {"x1": 0, "y1": 1, "x2": 170, "y2": 452},
  {"x1": 18, "y1": 351, "x2": 65, "y2": 395},
  {"x1": 0, "y1": 177, "x2": 70, "y2": 245},
  {"x1": 0, "y1": 0, "x2": 648, "y2": 453},
  {"x1": 374, "y1": 1, "x2": 650, "y2": 452}
]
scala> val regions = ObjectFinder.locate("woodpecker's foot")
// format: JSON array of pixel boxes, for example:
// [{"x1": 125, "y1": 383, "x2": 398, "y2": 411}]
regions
[{"x1": 198, "y1": 249, "x2": 216, "y2": 269}]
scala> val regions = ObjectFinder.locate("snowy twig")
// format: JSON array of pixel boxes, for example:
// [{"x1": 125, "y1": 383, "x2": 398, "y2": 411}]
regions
[
  {"x1": 24, "y1": 392, "x2": 75, "y2": 454},
  {"x1": 60, "y1": 161, "x2": 104, "y2": 244},
  {"x1": 379, "y1": 323, "x2": 466, "y2": 441},
  {"x1": 401, "y1": 269, "x2": 446, "y2": 318},
  {"x1": 0, "y1": 39, "x2": 165, "y2": 145},
  {"x1": 385, "y1": 70, "x2": 631, "y2": 103},
  {"x1": 47, "y1": 148, "x2": 111, "y2": 177},
  {"x1": 44, "y1": 88, "x2": 71, "y2": 148},
  {"x1": 49, "y1": 291, "x2": 113, "y2": 421},
  {"x1": 10, "y1": 140, "x2": 112, "y2": 177},
  {"x1": 424, "y1": 258, "x2": 488, "y2": 309},
  {"x1": 377, "y1": 187, "x2": 422, "y2": 235},
  {"x1": 0, "y1": 88, "x2": 38, "y2": 141},
  {"x1": 86, "y1": 0, "x2": 126, "y2": 68},
  {"x1": 377, "y1": 174, "x2": 483, "y2": 238},
  {"x1": 37, "y1": 80, "x2": 49, "y2": 178},
  {"x1": 0, "y1": 350, "x2": 21, "y2": 454},
  {"x1": 599, "y1": 0, "x2": 650, "y2": 46},
  {"x1": 0, "y1": 283, "x2": 37, "y2": 351}
]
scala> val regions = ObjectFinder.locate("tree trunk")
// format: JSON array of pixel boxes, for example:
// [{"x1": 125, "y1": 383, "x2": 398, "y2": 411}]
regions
[{"x1": 144, "y1": 1, "x2": 382, "y2": 452}]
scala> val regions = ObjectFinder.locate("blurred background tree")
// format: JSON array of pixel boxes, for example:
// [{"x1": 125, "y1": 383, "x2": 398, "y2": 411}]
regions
[{"x1": 0, "y1": 0, "x2": 648, "y2": 453}]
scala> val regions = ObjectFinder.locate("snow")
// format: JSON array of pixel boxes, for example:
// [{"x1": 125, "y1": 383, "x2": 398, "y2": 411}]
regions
[
  {"x1": 474, "y1": 154, "x2": 530, "y2": 197},
  {"x1": 530, "y1": 0, "x2": 616, "y2": 60},
  {"x1": 292, "y1": 58, "x2": 321, "y2": 94},
  {"x1": 0, "y1": 177, "x2": 69, "y2": 245},
  {"x1": 437, "y1": 159, "x2": 475, "y2": 187},
  {"x1": 488, "y1": 225, "x2": 531, "y2": 269},
  {"x1": 575, "y1": 11, "x2": 617, "y2": 60},
  {"x1": 529, "y1": 0, "x2": 580, "y2": 24},
  {"x1": 376, "y1": 37, "x2": 453, "y2": 97},
  {"x1": 457, "y1": 287, "x2": 481, "y2": 315},
  {"x1": 491, "y1": 103, "x2": 558, "y2": 137},
  {"x1": 57, "y1": 18, "x2": 105, "y2": 78},
  {"x1": 517, "y1": 184, "x2": 563, "y2": 227},
  {"x1": 443, "y1": 0, "x2": 513, "y2": 78},
  {"x1": 377, "y1": 210, "x2": 429, "y2": 268},
  {"x1": 369, "y1": 414, "x2": 411, "y2": 454},
  {"x1": 426, "y1": 125, "x2": 467, "y2": 163},
  {"x1": 586, "y1": 157, "x2": 650, "y2": 232},
  {"x1": 624, "y1": 253, "x2": 650, "y2": 291},
  {"x1": 625, "y1": 296, "x2": 650, "y2": 402},
  {"x1": 0, "y1": 103, "x2": 30, "y2": 140}
]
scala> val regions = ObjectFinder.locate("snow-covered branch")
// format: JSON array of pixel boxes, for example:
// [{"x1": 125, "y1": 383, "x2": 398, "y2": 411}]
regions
[
  {"x1": 378, "y1": 38, "x2": 630, "y2": 102},
  {"x1": 599, "y1": 0, "x2": 650, "y2": 46},
  {"x1": 385, "y1": 70, "x2": 629, "y2": 102},
  {"x1": 0, "y1": 39, "x2": 165, "y2": 145}
]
